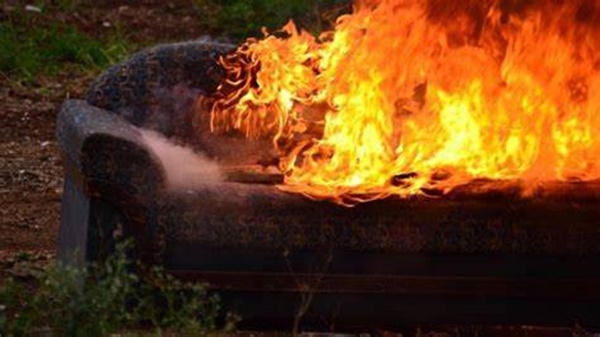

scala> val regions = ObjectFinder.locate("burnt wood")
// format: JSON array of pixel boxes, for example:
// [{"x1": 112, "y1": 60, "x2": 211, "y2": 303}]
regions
[{"x1": 57, "y1": 41, "x2": 600, "y2": 330}]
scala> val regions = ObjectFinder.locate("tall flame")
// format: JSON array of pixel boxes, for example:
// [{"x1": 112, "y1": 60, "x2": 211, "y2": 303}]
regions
[{"x1": 208, "y1": 0, "x2": 600, "y2": 205}]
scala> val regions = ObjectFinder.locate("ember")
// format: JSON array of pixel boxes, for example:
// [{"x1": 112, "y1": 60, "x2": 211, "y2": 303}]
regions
[{"x1": 207, "y1": 0, "x2": 600, "y2": 205}]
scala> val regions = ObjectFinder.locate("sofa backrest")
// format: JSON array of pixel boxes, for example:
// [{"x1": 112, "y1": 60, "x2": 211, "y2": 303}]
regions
[{"x1": 86, "y1": 41, "x2": 234, "y2": 141}]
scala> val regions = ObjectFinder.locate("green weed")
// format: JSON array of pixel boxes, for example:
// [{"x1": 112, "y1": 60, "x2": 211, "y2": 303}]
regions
[
  {"x1": 0, "y1": 242, "x2": 238, "y2": 336},
  {"x1": 30, "y1": 0, "x2": 83, "y2": 13},
  {"x1": 0, "y1": 12, "x2": 132, "y2": 82},
  {"x1": 216, "y1": 0, "x2": 349, "y2": 40}
]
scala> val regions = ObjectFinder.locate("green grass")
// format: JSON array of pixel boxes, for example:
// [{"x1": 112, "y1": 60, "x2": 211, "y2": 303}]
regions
[
  {"x1": 0, "y1": 0, "x2": 351, "y2": 82},
  {"x1": 33, "y1": 0, "x2": 83, "y2": 13},
  {"x1": 216, "y1": 0, "x2": 349, "y2": 40},
  {"x1": 0, "y1": 242, "x2": 238, "y2": 336},
  {"x1": 0, "y1": 10, "x2": 132, "y2": 83}
]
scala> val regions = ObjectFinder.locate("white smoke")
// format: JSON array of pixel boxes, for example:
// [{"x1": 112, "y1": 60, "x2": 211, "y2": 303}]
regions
[{"x1": 139, "y1": 129, "x2": 223, "y2": 190}]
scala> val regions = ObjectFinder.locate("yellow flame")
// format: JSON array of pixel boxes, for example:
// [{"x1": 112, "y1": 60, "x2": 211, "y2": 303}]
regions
[{"x1": 207, "y1": 0, "x2": 600, "y2": 205}]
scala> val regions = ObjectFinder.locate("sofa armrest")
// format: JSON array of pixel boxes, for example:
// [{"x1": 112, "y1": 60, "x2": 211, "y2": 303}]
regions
[{"x1": 57, "y1": 99, "x2": 167, "y2": 201}]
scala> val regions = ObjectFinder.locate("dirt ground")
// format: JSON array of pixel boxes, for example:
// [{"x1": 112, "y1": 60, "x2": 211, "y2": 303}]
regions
[{"x1": 0, "y1": 1, "x2": 222, "y2": 277}]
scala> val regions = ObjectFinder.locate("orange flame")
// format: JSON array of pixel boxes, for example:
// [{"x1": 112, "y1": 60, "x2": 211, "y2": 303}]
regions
[{"x1": 208, "y1": 0, "x2": 600, "y2": 205}]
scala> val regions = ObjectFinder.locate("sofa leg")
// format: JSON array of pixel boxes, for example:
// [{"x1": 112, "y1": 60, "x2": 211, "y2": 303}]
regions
[{"x1": 58, "y1": 175, "x2": 121, "y2": 267}]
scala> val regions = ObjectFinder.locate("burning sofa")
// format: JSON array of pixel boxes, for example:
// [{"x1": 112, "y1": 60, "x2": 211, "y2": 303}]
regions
[{"x1": 57, "y1": 0, "x2": 600, "y2": 331}]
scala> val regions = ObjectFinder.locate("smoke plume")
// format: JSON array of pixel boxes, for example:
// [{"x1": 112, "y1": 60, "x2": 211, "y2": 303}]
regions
[{"x1": 139, "y1": 129, "x2": 223, "y2": 190}]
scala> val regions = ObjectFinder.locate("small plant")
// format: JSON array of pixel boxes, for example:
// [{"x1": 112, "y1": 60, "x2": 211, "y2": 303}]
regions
[{"x1": 0, "y1": 242, "x2": 238, "y2": 336}]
